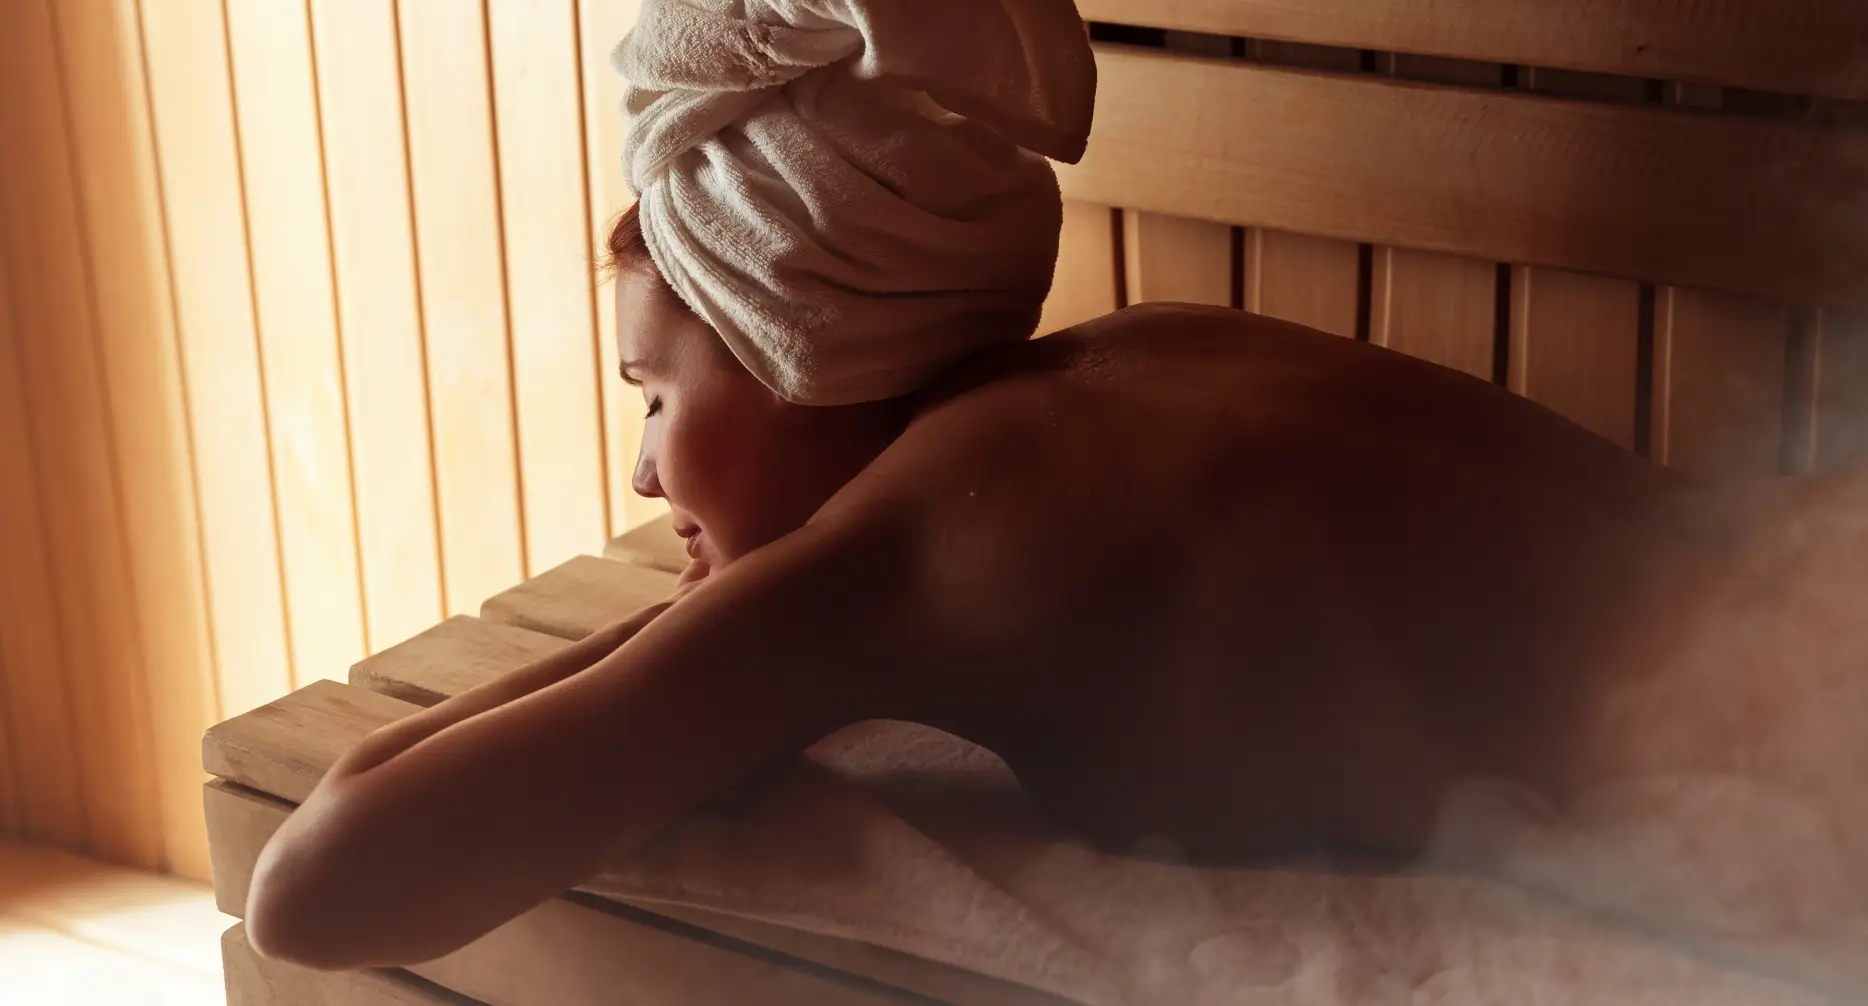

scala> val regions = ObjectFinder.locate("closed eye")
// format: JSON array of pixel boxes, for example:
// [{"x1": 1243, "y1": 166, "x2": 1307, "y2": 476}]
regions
[{"x1": 645, "y1": 397, "x2": 662, "y2": 419}]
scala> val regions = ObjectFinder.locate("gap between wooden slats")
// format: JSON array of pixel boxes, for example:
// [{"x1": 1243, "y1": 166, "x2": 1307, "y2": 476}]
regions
[
  {"x1": 1073, "y1": 0, "x2": 1868, "y2": 101},
  {"x1": 226, "y1": 0, "x2": 370, "y2": 696},
  {"x1": 59, "y1": 0, "x2": 221, "y2": 879},
  {"x1": 1647, "y1": 83, "x2": 1792, "y2": 479},
  {"x1": 0, "y1": 0, "x2": 163, "y2": 869},
  {"x1": 139, "y1": 0, "x2": 294, "y2": 730},
  {"x1": 397, "y1": 1, "x2": 529, "y2": 619},
  {"x1": 1506, "y1": 67, "x2": 1646, "y2": 451},
  {"x1": 490, "y1": 0, "x2": 611, "y2": 579},
  {"x1": 1120, "y1": 33, "x2": 1234, "y2": 311},
  {"x1": 1240, "y1": 40, "x2": 1363, "y2": 340},
  {"x1": 1368, "y1": 54, "x2": 1501, "y2": 380},
  {"x1": 308, "y1": 0, "x2": 445, "y2": 650}
]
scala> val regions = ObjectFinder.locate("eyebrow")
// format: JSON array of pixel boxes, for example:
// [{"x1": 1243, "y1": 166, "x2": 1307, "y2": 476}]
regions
[{"x1": 618, "y1": 359, "x2": 646, "y2": 387}]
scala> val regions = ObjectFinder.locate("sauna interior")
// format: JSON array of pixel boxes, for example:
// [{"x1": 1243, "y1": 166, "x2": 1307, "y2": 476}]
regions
[{"x1": 2, "y1": 0, "x2": 1866, "y2": 1003}]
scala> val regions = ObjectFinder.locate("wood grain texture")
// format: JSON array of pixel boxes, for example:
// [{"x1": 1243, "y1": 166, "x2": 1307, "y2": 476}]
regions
[
  {"x1": 1813, "y1": 310, "x2": 1868, "y2": 471},
  {"x1": 203, "y1": 679, "x2": 417, "y2": 806},
  {"x1": 1074, "y1": 0, "x2": 1868, "y2": 99},
  {"x1": 604, "y1": 513, "x2": 690, "y2": 574},
  {"x1": 1508, "y1": 267, "x2": 1642, "y2": 449},
  {"x1": 1370, "y1": 55, "x2": 1502, "y2": 380},
  {"x1": 0, "y1": 0, "x2": 162, "y2": 868},
  {"x1": 0, "y1": 180, "x2": 86, "y2": 850},
  {"x1": 1058, "y1": 45, "x2": 1868, "y2": 307},
  {"x1": 61, "y1": 0, "x2": 221, "y2": 880},
  {"x1": 309, "y1": 0, "x2": 445, "y2": 650},
  {"x1": 1652, "y1": 288, "x2": 1790, "y2": 477},
  {"x1": 1037, "y1": 201, "x2": 1119, "y2": 335},
  {"x1": 397, "y1": 1, "x2": 529, "y2": 619},
  {"x1": 1237, "y1": 40, "x2": 1364, "y2": 341},
  {"x1": 350, "y1": 616, "x2": 569, "y2": 707},
  {"x1": 580, "y1": 0, "x2": 659, "y2": 536},
  {"x1": 1122, "y1": 210, "x2": 1233, "y2": 308},
  {"x1": 1244, "y1": 229, "x2": 1361, "y2": 339},
  {"x1": 479, "y1": 556, "x2": 679, "y2": 641},
  {"x1": 223, "y1": 922, "x2": 471, "y2": 1006},
  {"x1": 226, "y1": 0, "x2": 370, "y2": 696},
  {"x1": 490, "y1": 0, "x2": 612, "y2": 576},
  {"x1": 141, "y1": 0, "x2": 295, "y2": 726}
]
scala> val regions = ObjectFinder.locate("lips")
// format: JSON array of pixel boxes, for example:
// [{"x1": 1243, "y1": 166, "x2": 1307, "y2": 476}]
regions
[{"x1": 674, "y1": 523, "x2": 702, "y2": 559}]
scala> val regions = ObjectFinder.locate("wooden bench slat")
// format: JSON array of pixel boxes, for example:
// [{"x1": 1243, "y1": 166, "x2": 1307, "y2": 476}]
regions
[
  {"x1": 479, "y1": 554, "x2": 677, "y2": 641},
  {"x1": 226, "y1": 922, "x2": 479, "y2": 1004},
  {"x1": 203, "y1": 678, "x2": 415, "y2": 804},
  {"x1": 1076, "y1": 0, "x2": 1868, "y2": 101},
  {"x1": 602, "y1": 514, "x2": 690, "y2": 574},
  {"x1": 1059, "y1": 46, "x2": 1868, "y2": 308},
  {"x1": 350, "y1": 615, "x2": 569, "y2": 706}
]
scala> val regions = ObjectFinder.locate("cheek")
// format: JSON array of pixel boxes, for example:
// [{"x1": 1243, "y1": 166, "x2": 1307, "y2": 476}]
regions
[{"x1": 659, "y1": 395, "x2": 788, "y2": 528}]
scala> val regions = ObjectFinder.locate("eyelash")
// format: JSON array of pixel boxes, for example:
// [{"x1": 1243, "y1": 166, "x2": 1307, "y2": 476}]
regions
[{"x1": 645, "y1": 397, "x2": 662, "y2": 419}]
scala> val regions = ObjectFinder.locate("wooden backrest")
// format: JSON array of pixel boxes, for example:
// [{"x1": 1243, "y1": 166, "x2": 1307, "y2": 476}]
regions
[{"x1": 1040, "y1": 1, "x2": 1868, "y2": 478}]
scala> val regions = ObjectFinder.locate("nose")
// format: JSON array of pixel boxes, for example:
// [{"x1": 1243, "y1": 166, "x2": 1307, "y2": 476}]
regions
[{"x1": 632, "y1": 452, "x2": 663, "y2": 500}]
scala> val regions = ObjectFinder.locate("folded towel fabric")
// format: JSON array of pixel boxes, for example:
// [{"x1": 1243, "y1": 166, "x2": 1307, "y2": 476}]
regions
[{"x1": 613, "y1": 0, "x2": 1097, "y2": 405}]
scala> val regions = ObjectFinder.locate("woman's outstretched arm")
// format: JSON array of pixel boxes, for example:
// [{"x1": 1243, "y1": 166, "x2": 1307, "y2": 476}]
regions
[{"x1": 245, "y1": 514, "x2": 922, "y2": 969}]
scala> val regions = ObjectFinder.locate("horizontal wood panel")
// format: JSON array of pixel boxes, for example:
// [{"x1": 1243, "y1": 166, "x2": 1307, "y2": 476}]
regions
[
  {"x1": 1076, "y1": 0, "x2": 1868, "y2": 100},
  {"x1": 1058, "y1": 46, "x2": 1868, "y2": 308}
]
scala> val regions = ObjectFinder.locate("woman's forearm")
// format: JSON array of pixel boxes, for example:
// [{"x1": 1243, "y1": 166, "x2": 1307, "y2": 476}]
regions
[{"x1": 330, "y1": 600, "x2": 675, "y2": 783}]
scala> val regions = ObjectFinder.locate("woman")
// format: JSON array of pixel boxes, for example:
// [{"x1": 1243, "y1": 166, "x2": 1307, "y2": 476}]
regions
[{"x1": 246, "y1": 0, "x2": 1868, "y2": 975}]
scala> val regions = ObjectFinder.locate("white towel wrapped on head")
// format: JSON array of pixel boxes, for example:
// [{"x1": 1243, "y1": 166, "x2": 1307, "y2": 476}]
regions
[{"x1": 614, "y1": 0, "x2": 1096, "y2": 406}]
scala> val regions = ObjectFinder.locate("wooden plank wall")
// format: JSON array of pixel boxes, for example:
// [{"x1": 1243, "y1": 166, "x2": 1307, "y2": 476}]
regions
[
  {"x1": 0, "y1": 0, "x2": 648, "y2": 877},
  {"x1": 1046, "y1": 25, "x2": 1868, "y2": 480}
]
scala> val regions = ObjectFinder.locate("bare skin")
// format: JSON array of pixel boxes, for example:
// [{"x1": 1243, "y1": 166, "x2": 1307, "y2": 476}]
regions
[{"x1": 246, "y1": 295, "x2": 1868, "y2": 978}]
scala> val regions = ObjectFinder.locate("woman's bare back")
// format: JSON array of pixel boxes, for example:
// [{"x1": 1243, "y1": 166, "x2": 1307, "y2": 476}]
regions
[{"x1": 856, "y1": 304, "x2": 1825, "y2": 861}]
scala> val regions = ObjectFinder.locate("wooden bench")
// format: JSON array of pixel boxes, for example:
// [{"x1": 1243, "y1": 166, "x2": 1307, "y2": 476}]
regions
[{"x1": 207, "y1": 524, "x2": 1059, "y2": 1006}]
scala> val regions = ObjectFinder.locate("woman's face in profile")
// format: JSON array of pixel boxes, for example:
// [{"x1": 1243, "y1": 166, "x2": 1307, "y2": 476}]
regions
[{"x1": 615, "y1": 266, "x2": 894, "y2": 571}]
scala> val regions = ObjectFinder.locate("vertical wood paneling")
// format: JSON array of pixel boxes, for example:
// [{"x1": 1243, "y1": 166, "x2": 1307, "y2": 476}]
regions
[
  {"x1": 0, "y1": 0, "x2": 162, "y2": 869},
  {"x1": 1039, "y1": 201, "x2": 1119, "y2": 335},
  {"x1": 1370, "y1": 55, "x2": 1501, "y2": 380},
  {"x1": 225, "y1": 0, "x2": 369, "y2": 688},
  {"x1": 1508, "y1": 267, "x2": 1642, "y2": 448},
  {"x1": 1122, "y1": 210, "x2": 1233, "y2": 308},
  {"x1": 58, "y1": 0, "x2": 219, "y2": 879},
  {"x1": 490, "y1": 0, "x2": 611, "y2": 577},
  {"x1": 1814, "y1": 309, "x2": 1868, "y2": 470},
  {"x1": 139, "y1": 0, "x2": 294, "y2": 725},
  {"x1": 1244, "y1": 229, "x2": 1362, "y2": 338},
  {"x1": 1648, "y1": 83, "x2": 1790, "y2": 479},
  {"x1": 1652, "y1": 289, "x2": 1789, "y2": 477},
  {"x1": 1508, "y1": 68, "x2": 1646, "y2": 450},
  {"x1": 1241, "y1": 41, "x2": 1364, "y2": 340},
  {"x1": 579, "y1": 0, "x2": 657, "y2": 535},
  {"x1": 0, "y1": 245, "x2": 86, "y2": 850},
  {"x1": 309, "y1": 0, "x2": 445, "y2": 648},
  {"x1": 398, "y1": 1, "x2": 528, "y2": 617}
]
